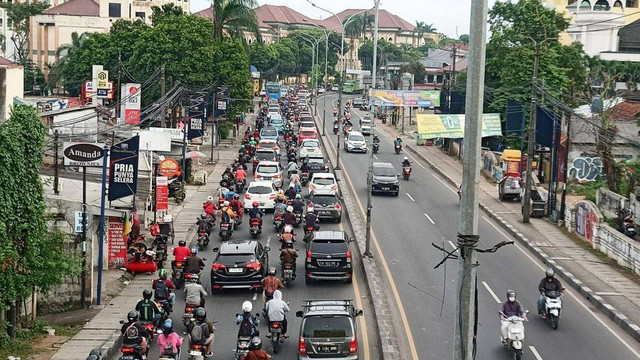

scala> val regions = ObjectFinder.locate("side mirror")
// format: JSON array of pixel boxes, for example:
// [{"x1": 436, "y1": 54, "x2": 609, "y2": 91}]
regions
[
  {"x1": 265, "y1": 246, "x2": 271, "y2": 252},
  {"x1": 355, "y1": 309, "x2": 363, "y2": 317},
  {"x1": 212, "y1": 248, "x2": 219, "y2": 253},
  {"x1": 202, "y1": 258, "x2": 207, "y2": 262},
  {"x1": 296, "y1": 311, "x2": 304, "y2": 318}
]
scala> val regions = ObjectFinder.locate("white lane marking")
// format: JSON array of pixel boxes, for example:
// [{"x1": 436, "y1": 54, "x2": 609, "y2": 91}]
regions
[
  {"x1": 266, "y1": 236, "x2": 271, "y2": 248},
  {"x1": 424, "y1": 213, "x2": 435, "y2": 224},
  {"x1": 406, "y1": 193, "x2": 415, "y2": 202},
  {"x1": 482, "y1": 215, "x2": 640, "y2": 358},
  {"x1": 405, "y1": 152, "x2": 426, "y2": 169},
  {"x1": 529, "y1": 346, "x2": 544, "y2": 360},
  {"x1": 482, "y1": 281, "x2": 502, "y2": 304},
  {"x1": 431, "y1": 173, "x2": 458, "y2": 194},
  {"x1": 447, "y1": 240, "x2": 458, "y2": 251},
  {"x1": 252, "y1": 292, "x2": 258, "y2": 301},
  {"x1": 373, "y1": 155, "x2": 379, "y2": 160}
]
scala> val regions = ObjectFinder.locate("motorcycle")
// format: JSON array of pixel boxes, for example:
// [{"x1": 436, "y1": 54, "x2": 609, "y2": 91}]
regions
[
  {"x1": 140, "y1": 321, "x2": 156, "y2": 340},
  {"x1": 301, "y1": 172, "x2": 309, "y2": 186},
  {"x1": 252, "y1": 159, "x2": 259, "y2": 175},
  {"x1": 622, "y1": 210, "x2": 637, "y2": 238},
  {"x1": 333, "y1": 123, "x2": 339, "y2": 134},
  {"x1": 168, "y1": 178, "x2": 186, "y2": 203},
  {"x1": 402, "y1": 166, "x2": 412, "y2": 181},
  {"x1": 183, "y1": 303, "x2": 198, "y2": 327},
  {"x1": 186, "y1": 343, "x2": 205, "y2": 360},
  {"x1": 269, "y1": 320, "x2": 286, "y2": 353},
  {"x1": 282, "y1": 262, "x2": 295, "y2": 286},
  {"x1": 197, "y1": 231, "x2": 209, "y2": 251},
  {"x1": 543, "y1": 290, "x2": 562, "y2": 329},
  {"x1": 118, "y1": 345, "x2": 144, "y2": 360},
  {"x1": 273, "y1": 214, "x2": 284, "y2": 231},
  {"x1": 249, "y1": 218, "x2": 263, "y2": 238},
  {"x1": 236, "y1": 180, "x2": 245, "y2": 193},
  {"x1": 303, "y1": 225, "x2": 318, "y2": 243},
  {"x1": 500, "y1": 310, "x2": 529, "y2": 360},
  {"x1": 219, "y1": 221, "x2": 233, "y2": 240},
  {"x1": 157, "y1": 338, "x2": 181, "y2": 360},
  {"x1": 172, "y1": 261, "x2": 185, "y2": 289},
  {"x1": 373, "y1": 143, "x2": 379, "y2": 154},
  {"x1": 293, "y1": 211, "x2": 303, "y2": 227},
  {"x1": 154, "y1": 235, "x2": 168, "y2": 268},
  {"x1": 156, "y1": 300, "x2": 172, "y2": 323},
  {"x1": 394, "y1": 142, "x2": 402, "y2": 154},
  {"x1": 235, "y1": 336, "x2": 252, "y2": 360}
]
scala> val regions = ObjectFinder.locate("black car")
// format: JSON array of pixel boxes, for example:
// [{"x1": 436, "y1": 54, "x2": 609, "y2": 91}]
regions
[
  {"x1": 352, "y1": 98, "x2": 368, "y2": 111},
  {"x1": 371, "y1": 162, "x2": 399, "y2": 196},
  {"x1": 305, "y1": 231, "x2": 352, "y2": 283},
  {"x1": 211, "y1": 240, "x2": 270, "y2": 292},
  {"x1": 306, "y1": 156, "x2": 330, "y2": 174}
]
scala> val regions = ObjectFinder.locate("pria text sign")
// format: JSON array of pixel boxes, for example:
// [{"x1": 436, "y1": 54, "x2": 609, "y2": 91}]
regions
[
  {"x1": 108, "y1": 136, "x2": 139, "y2": 201},
  {"x1": 63, "y1": 142, "x2": 105, "y2": 167}
]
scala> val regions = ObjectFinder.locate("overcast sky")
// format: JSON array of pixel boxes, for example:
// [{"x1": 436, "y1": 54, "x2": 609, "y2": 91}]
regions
[{"x1": 190, "y1": 0, "x2": 498, "y2": 38}]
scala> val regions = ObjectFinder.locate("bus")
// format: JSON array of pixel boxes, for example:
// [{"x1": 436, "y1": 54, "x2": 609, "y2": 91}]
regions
[
  {"x1": 266, "y1": 82, "x2": 281, "y2": 100},
  {"x1": 341, "y1": 79, "x2": 363, "y2": 94}
]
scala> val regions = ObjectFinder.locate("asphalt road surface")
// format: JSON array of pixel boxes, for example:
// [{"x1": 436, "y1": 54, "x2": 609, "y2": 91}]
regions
[{"x1": 317, "y1": 91, "x2": 640, "y2": 360}]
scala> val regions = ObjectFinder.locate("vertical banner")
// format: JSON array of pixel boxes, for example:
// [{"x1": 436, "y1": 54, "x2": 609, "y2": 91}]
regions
[
  {"x1": 188, "y1": 95, "x2": 206, "y2": 140},
  {"x1": 108, "y1": 136, "x2": 140, "y2": 201},
  {"x1": 107, "y1": 217, "x2": 126, "y2": 269},
  {"x1": 156, "y1": 176, "x2": 169, "y2": 211},
  {"x1": 120, "y1": 83, "x2": 141, "y2": 125}
]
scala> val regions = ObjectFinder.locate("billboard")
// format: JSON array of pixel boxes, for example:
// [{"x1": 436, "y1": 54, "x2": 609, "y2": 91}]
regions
[
  {"x1": 370, "y1": 89, "x2": 441, "y2": 107},
  {"x1": 108, "y1": 136, "x2": 140, "y2": 201},
  {"x1": 63, "y1": 142, "x2": 106, "y2": 167},
  {"x1": 82, "y1": 80, "x2": 115, "y2": 100},
  {"x1": 120, "y1": 83, "x2": 142, "y2": 125},
  {"x1": 416, "y1": 113, "x2": 502, "y2": 139}
]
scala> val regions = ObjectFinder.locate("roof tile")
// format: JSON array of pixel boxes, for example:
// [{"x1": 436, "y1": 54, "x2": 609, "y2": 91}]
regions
[{"x1": 42, "y1": 0, "x2": 99, "y2": 17}]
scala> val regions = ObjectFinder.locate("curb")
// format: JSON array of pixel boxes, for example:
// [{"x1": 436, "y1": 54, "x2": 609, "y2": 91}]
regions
[{"x1": 405, "y1": 143, "x2": 640, "y2": 343}]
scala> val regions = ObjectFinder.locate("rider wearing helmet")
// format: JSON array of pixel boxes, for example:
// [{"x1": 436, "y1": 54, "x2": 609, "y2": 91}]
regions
[
  {"x1": 235, "y1": 165, "x2": 247, "y2": 184},
  {"x1": 249, "y1": 201, "x2": 266, "y2": 219},
  {"x1": 203, "y1": 196, "x2": 217, "y2": 217},
  {"x1": 283, "y1": 205, "x2": 296, "y2": 226},
  {"x1": 261, "y1": 267, "x2": 284, "y2": 307},
  {"x1": 152, "y1": 269, "x2": 176, "y2": 306},
  {"x1": 273, "y1": 197, "x2": 287, "y2": 216},
  {"x1": 276, "y1": 190, "x2": 287, "y2": 204},
  {"x1": 135, "y1": 289, "x2": 162, "y2": 326},
  {"x1": 284, "y1": 183, "x2": 297, "y2": 200},
  {"x1": 185, "y1": 247, "x2": 205, "y2": 275},
  {"x1": 187, "y1": 308, "x2": 216, "y2": 356},
  {"x1": 218, "y1": 200, "x2": 237, "y2": 226},
  {"x1": 230, "y1": 193, "x2": 244, "y2": 223},
  {"x1": 236, "y1": 301, "x2": 260, "y2": 338},
  {"x1": 172, "y1": 240, "x2": 190, "y2": 267},
  {"x1": 292, "y1": 194, "x2": 304, "y2": 213},
  {"x1": 499, "y1": 290, "x2": 527, "y2": 343},
  {"x1": 279, "y1": 241, "x2": 298, "y2": 278},
  {"x1": 305, "y1": 208, "x2": 318, "y2": 230},
  {"x1": 120, "y1": 310, "x2": 150, "y2": 354},
  {"x1": 394, "y1": 137, "x2": 403, "y2": 146},
  {"x1": 157, "y1": 319, "x2": 182, "y2": 358},
  {"x1": 538, "y1": 268, "x2": 563, "y2": 319},
  {"x1": 401, "y1": 156, "x2": 411, "y2": 167},
  {"x1": 184, "y1": 272, "x2": 207, "y2": 308}
]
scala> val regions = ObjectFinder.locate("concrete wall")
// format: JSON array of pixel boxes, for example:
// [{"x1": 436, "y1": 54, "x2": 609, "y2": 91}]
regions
[
  {"x1": 593, "y1": 223, "x2": 640, "y2": 276},
  {"x1": 0, "y1": 65, "x2": 24, "y2": 123}
]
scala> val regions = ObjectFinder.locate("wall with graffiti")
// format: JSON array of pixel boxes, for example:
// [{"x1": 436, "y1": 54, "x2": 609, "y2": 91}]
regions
[
  {"x1": 568, "y1": 156, "x2": 603, "y2": 183},
  {"x1": 574, "y1": 200, "x2": 603, "y2": 245}
]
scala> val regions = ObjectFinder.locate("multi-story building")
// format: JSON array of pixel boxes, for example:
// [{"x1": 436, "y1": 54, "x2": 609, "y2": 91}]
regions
[{"x1": 29, "y1": 0, "x2": 190, "y2": 73}]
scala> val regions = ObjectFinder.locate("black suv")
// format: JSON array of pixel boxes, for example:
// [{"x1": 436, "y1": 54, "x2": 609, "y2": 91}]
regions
[
  {"x1": 352, "y1": 98, "x2": 368, "y2": 111},
  {"x1": 305, "y1": 231, "x2": 352, "y2": 283},
  {"x1": 211, "y1": 240, "x2": 270, "y2": 292},
  {"x1": 371, "y1": 162, "x2": 399, "y2": 196},
  {"x1": 306, "y1": 156, "x2": 330, "y2": 174},
  {"x1": 296, "y1": 300, "x2": 363, "y2": 360}
]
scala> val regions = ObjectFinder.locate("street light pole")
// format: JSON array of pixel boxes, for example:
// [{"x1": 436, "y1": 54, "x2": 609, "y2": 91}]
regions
[
  {"x1": 303, "y1": 20, "x2": 333, "y2": 136},
  {"x1": 371, "y1": 0, "x2": 380, "y2": 94}
]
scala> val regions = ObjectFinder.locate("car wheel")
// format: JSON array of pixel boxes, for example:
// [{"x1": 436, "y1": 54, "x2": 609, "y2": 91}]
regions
[
  {"x1": 394, "y1": 192, "x2": 399, "y2": 197},
  {"x1": 346, "y1": 276, "x2": 353, "y2": 284}
]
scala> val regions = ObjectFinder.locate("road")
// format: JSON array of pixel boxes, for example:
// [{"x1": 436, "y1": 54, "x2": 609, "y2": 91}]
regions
[
  {"x1": 113, "y1": 119, "x2": 377, "y2": 359},
  {"x1": 317, "y1": 92, "x2": 640, "y2": 360}
]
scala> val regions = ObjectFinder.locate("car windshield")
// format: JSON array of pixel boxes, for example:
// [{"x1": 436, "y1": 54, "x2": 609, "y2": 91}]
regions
[
  {"x1": 261, "y1": 128, "x2": 277, "y2": 136},
  {"x1": 303, "y1": 140, "x2": 319, "y2": 148},
  {"x1": 308, "y1": 157, "x2": 325, "y2": 164},
  {"x1": 271, "y1": 119, "x2": 283, "y2": 125},
  {"x1": 260, "y1": 142, "x2": 277, "y2": 149},
  {"x1": 258, "y1": 165, "x2": 279, "y2": 174},
  {"x1": 256, "y1": 152, "x2": 276, "y2": 161},
  {"x1": 313, "y1": 177, "x2": 335, "y2": 186},
  {"x1": 350, "y1": 134, "x2": 365, "y2": 141},
  {"x1": 248, "y1": 185, "x2": 273, "y2": 194},
  {"x1": 311, "y1": 195, "x2": 337, "y2": 206},
  {"x1": 301, "y1": 122, "x2": 314, "y2": 128},
  {"x1": 361, "y1": 120, "x2": 372, "y2": 126},
  {"x1": 302, "y1": 316, "x2": 352, "y2": 338},
  {"x1": 216, "y1": 254, "x2": 255, "y2": 266},
  {"x1": 301, "y1": 131, "x2": 316, "y2": 137},
  {"x1": 373, "y1": 166, "x2": 395, "y2": 177}
]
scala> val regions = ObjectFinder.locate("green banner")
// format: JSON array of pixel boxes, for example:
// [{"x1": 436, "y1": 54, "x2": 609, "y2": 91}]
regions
[
  {"x1": 416, "y1": 113, "x2": 502, "y2": 139},
  {"x1": 370, "y1": 89, "x2": 441, "y2": 107}
]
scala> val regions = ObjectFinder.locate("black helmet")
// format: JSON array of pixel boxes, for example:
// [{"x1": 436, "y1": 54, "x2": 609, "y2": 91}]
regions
[
  {"x1": 546, "y1": 268, "x2": 555, "y2": 278},
  {"x1": 127, "y1": 310, "x2": 139, "y2": 322},
  {"x1": 506, "y1": 289, "x2": 516, "y2": 301},
  {"x1": 179, "y1": 240, "x2": 186, "y2": 247},
  {"x1": 195, "y1": 307, "x2": 207, "y2": 322},
  {"x1": 249, "y1": 336, "x2": 262, "y2": 350},
  {"x1": 88, "y1": 349, "x2": 102, "y2": 357},
  {"x1": 143, "y1": 289, "x2": 152, "y2": 299},
  {"x1": 268, "y1": 267, "x2": 277, "y2": 276},
  {"x1": 85, "y1": 356, "x2": 98, "y2": 360}
]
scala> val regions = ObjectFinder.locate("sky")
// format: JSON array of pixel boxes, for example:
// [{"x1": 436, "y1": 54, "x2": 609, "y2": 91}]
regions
[{"x1": 190, "y1": 0, "x2": 498, "y2": 38}]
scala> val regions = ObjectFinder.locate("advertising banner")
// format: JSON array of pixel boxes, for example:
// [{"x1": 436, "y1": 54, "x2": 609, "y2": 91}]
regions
[
  {"x1": 188, "y1": 97, "x2": 207, "y2": 140},
  {"x1": 63, "y1": 142, "x2": 106, "y2": 167},
  {"x1": 156, "y1": 176, "x2": 169, "y2": 211},
  {"x1": 120, "y1": 83, "x2": 141, "y2": 125},
  {"x1": 370, "y1": 89, "x2": 441, "y2": 107},
  {"x1": 83, "y1": 80, "x2": 115, "y2": 100},
  {"x1": 96, "y1": 70, "x2": 109, "y2": 98},
  {"x1": 158, "y1": 158, "x2": 182, "y2": 178},
  {"x1": 108, "y1": 136, "x2": 140, "y2": 201},
  {"x1": 416, "y1": 113, "x2": 502, "y2": 139},
  {"x1": 107, "y1": 217, "x2": 126, "y2": 269}
]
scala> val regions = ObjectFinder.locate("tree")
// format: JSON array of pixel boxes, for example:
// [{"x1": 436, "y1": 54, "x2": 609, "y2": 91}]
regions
[
  {"x1": 458, "y1": 34, "x2": 469, "y2": 44},
  {"x1": 344, "y1": 15, "x2": 365, "y2": 65},
  {"x1": 212, "y1": 0, "x2": 260, "y2": 42},
  {"x1": 248, "y1": 42, "x2": 279, "y2": 80},
  {"x1": 402, "y1": 60, "x2": 426, "y2": 84},
  {"x1": 151, "y1": 3, "x2": 184, "y2": 26},
  {"x1": 0, "y1": 105, "x2": 79, "y2": 331},
  {"x1": 47, "y1": 32, "x2": 88, "y2": 92},
  {"x1": 212, "y1": 39, "x2": 252, "y2": 118},
  {"x1": 0, "y1": 2, "x2": 49, "y2": 62}
]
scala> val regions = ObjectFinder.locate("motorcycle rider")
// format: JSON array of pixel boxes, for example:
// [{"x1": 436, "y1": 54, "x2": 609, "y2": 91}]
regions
[
  {"x1": 280, "y1": 241, "x2": 298, "y2": 278},
  {"x1": 135, "y1": 289, "x2": 162, "y2": 327},
  {"x1": 538, "y1": 268, "x2": 564, "y2": 319},
  {"x1": 187, "y1": 308, "x2": 215, "y2": 357},
  {"x1": 372, "y1": 134, "x2": 380, "y2": 145},
  {"x1": 394, "y1": 137, "x2": 403, "y2": 150},
  {"x1": 236, "y1": 301, "x2": 260, "y2": 337},
  {"x1": 157, "y1": 319, "x2": 182, "y2": 359},
  {"x1": 249, "y1": 201, "x2": 266, "y2": 229},
  {"x1": 276, "y1": 190, "x2": 287, "y2": 204},
  {"x1": 185, "y1": 247, "x2": 205, "y2": 275},
  {"x1": 152, "y1": 269, "x2": 176, "y2": 307},
  {"x1": 283, "y1": 206, "x2": 296, "y2": 227},
  {"x1": 500, "y1": 290, "x2": 527, "y2": 344},
  {"x1": 220, "y1": 174, "x2": 232, "y2": 189},
  {"x1": 120, "y1": 310, "x2": 150, "y2": 355},
  {"x1": 265, "y1": 290, "x2": 290, "y2": 339},
  {"x1": 273, "y1": 198, "x2": 287, "y2": 217},
  {"x1": 284, "y1": 184, "x2": 297, "y2": 201},
  {"x1": 333, "y1": 119, "x2": 339, "y2": 132},
  {"x1": 172, "y1": 240, "x2": 190, "y2": 269},
  {"x1": 401, "y1": 157, "x2": 411, "y2": 168},
  {"x1": 245, "y1": 337, "x2": 272, "y2": 360},
  {"x1": 197, "y1": 213, "x2": 213, "y2": 241},
  {"x1": 218, "y1": 200, "x2": 237, "y2": 229},
  {"x1": 286, "y1": 161, "x2": 299, "y2": 177},
  {"x1": 230, "y1": 194, "x2": 244, "y2": 224},
  {"x1": 184, "y1": 273, "x2": 207, "y2": 307},
  {"x1": 203, "y1": 196, "x2": 217, "y2": 218},
  {"x1": 280, "y1": 225, "x2": 295, "y2": 246},
  {"x1": 305, "y1": 209, "x2": 318, "y2": 230},
  {"x1": 235, "y1": 165, "x2": 248, "y2": 188},
  {"x1": 299, "y1": 160, "x2": 309, "y2": 175},
  {"x1": 292, "y1": 194, "x2": 304, "y2": 214},
  {"x1": 261, "y1": 267, "x2": 284, "y2": 307}
]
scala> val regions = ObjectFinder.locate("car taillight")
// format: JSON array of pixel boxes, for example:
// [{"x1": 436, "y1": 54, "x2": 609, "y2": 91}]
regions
[
  {"x1": 254, "y1": 174, "x2": 261, "y2": 179},
  {"x1": 331, "y1": 184, "x2": 338, "y2": 190},
  {"x1": 335, "y1": 204, "x2": 341, "y2": 210},
  {"x1": 306, "y1": 250, "x2": 312, "y2": 261},
  {"x1": 346, "y1": 250, "x2": 352, "y2": 263},
  {"x1": 274, "y1": 174, "x2": 282, "y2": 179},
  {"x1": 246, "y1": 262, "x2": 262, "y2": 272},
  {"x1": 122, "y1": 347, "x2": 135, "y2": 354},
  {"x1": 298, "y1": 336, "x2": 307, "y2": 355},
  {"x1": 349, "y1": 334, "x2": 358, "y2": 354},
  {"x1": 245, "y1": 194, "x2": 251, "y2": 199},
  {"x1": 212, "y1": 263, "x2": 226, "y2": 272},
  {"x1": 269, "y1": 194, "x2": 276, "y2": 199}
]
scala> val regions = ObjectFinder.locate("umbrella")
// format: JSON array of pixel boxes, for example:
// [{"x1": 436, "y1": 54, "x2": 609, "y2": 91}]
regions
[{"x1": 185, "y1": 151, "x2": 207, "y2": 159}]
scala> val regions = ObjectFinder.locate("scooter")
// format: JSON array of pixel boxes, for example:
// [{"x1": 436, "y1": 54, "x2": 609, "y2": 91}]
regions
[
  {"x1": 273, "y1": 214, "x2": 284, "y2": 232},
  {"x1": 303, "y1": 225, "x2": 318, "y2": 243},
  {"x1": 333, "y1": 123, "x2": 339, "y2": 134},
  {"x1": 154, "y1": 235, "x2": 168, "y2": 268},
  {"x1": 282, "y1": 262, "x2": 296, "y2": 286},
  {"x1": 118, "y1": 345, "x2": 145, "y2": 360},
  {"x1": 269, "y1": 320, "x2": 286, "y2": 353},
  {"x1": 394, "y1": 142, "x2": 402, "y2": 154},
  {"x1": 197, "y1": 231, "x2": 209, "y2": 251},
  {"x1": 235, "y1": 180, "x2": 245, "y2": 193},
  {"x1": 171, "y1": 261, "x2": 185, "y2": 289},
  {"x1": 186, "y1": 344, "x2": 205, "y2": 360},
  {"x1": 543, "y1": 290, "x2": 562, "y2": 330},
  {"x1": 249, "y1": 218, "x2": 262, "y2": 238},
  {"x1": 402, "y1": 166, "x2": 412, "y2": 181},
  {"x1": 219, "y1": 221, "x2": 233, "y2": 240},
  {"x1": 301, "y1": 172, "x2": 309, "y2": 186},
  {"x1": 234, "y1": 336, "x2": 252, "y2": 360},
  {"x1": 294, "y1": 211, "x2": 304, "y2": 227},
  {"x1": 623, "y1": 212, "x2": 637, "y2": 238},
  {"x1": 373, "y1": 143, "x2": 379, "y2": 154},
  {"x1": 500, "y1": 310, "x2": 528, "y2": 360}
]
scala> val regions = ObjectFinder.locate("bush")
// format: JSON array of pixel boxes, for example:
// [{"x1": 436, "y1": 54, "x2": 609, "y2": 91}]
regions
[
  {"x1": 566, "y1": 180, "x2": 606, "y2": 203},
  {"x1": 219, "y1": 120, "x2": 233, "y2": 140}
]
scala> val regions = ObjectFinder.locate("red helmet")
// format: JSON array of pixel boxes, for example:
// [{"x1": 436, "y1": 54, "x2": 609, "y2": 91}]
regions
[{"x1": 252, "y1": 201, "x2": 259, "y2": 207}]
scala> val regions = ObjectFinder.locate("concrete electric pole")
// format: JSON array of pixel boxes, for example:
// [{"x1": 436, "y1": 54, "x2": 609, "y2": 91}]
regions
[{"x1": 522, "y1": 42, "x2": 542, "y2": 224}]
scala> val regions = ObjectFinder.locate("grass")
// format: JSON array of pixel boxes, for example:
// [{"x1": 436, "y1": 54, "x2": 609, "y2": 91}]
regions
[{"x1": 0, "y1": 322, "x2": 81, "y2": 359}]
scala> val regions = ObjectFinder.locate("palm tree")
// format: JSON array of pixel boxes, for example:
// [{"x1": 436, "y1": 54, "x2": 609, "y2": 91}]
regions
[
  {"x1": 423, "y1": 23, "x2": 437, "y2": 33},
  {"x1": 212, "y1": 0, "x2": 261, "y2": 42},
  {"x1": 47, "y1": 31, "x2": 87, "y2": 92},
  {"x1": 344, "y1": 15, "x2": 364, "y2": 69}
]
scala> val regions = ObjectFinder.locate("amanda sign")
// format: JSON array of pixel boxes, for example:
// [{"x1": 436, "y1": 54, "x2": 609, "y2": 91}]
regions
[
  {"x1": 158, "y1": 158, "x2": 181, "y2": 178},
  {"x1": 63, "y1": 142, "x2": 105, "y2": 167}
]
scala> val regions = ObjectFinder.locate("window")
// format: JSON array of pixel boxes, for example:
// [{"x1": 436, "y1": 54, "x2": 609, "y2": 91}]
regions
[
  {"x1": 594, "y1": 0, "x2": 610, "y2": 10},
  {"x1": 135, "y1": 12, "x2": 145, "y2": 20},
  {"x1": 627, "y1": 0, "x2": 638, "y2": 7},
  {"x1": 108, "y1": 3, "x2": 121, "y2": 18}
]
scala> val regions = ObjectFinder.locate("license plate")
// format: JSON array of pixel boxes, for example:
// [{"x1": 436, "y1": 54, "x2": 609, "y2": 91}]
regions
[
  {"x1": 318, "y1": 211, "x2": 331, "y2": 215},
  {"x1": 120, "y1": 356, "x2": 135, "y2": 360},
  {"x1": 263, "y1": 177, "x2": 272, "y2": 180},
  {"x1": 228, "y1": 268, "x2": 243, "y2": 273},
  {"x1": 259, "y1": 202, "x2": 265, "y2": 206},
  {"x1": 189, "y1": 350, "x2": 203, "y2": 356},
  {"x1": 271, "y1": 327, "x2": 282, "y2": 333},
  {"x1": 318, "y1": 345, "x2": 338, "y2": 352},
  {"x1": 221, "y1": 224, "x2": 229, "y2": 228},
  {"x1": 382, "y1": 187, "x2": 390, "y2": 190},
  {"x1": 320, "y1": 261, "x2": 339, "y2": 267}
]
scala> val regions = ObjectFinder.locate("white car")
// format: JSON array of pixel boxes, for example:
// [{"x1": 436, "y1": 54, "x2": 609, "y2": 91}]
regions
[
  {"x1": 299, "y1": 121, "x2": 316, "y2": 132},
  {"x1": 344, "y1": 131, "x2": 367, "y2": 153},
  {"x1": 300, "y1": 139, "x2": 322, "y2": 158},
  {"x1": 331, "y1": 85, "x2": 339, "y2": 91},
  {"x1": 317, "y1": 87, "x2": 326, "y2": 94},
  {"x1": 309, "y1": 172, "x2": 338, "y2": 193},
  {"x1": 255, "y1": 161, "x2": 284, "y2": 188},
  {"x1": 360, "y1": 119, "x2": 373, "y2": 136},
  {"x1": 243, "y1": 181, "x2": 278, "y2": 211},
  {"x1": 298, "y1": 90, "x2": 310, "y2": 97}
]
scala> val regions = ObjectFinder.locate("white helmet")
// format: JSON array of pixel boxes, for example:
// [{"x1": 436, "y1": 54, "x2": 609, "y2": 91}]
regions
[
  {"x1": 207, "y1": 196, "x2": 214, "y2": 201},
  {"x1": 242, "y1": 301, "x2": 253, "y2": 312},
  {"x1": 224, "y1": 201, "x2": 230, "y2": 206},
  {"x1": 287, "y1": 205, "x2": 294, "y2": 212},
  {"x1": 404, "y1": 157, "x2": 408, "y2": 161}
]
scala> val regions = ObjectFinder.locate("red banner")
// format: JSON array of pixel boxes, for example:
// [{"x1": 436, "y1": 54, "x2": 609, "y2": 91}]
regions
[
  {"x1": 156, "y1": 176, "x2": 169, "y2": 211},
  {"x1": 107, "y1": 217, "x2": 126, "y2": 269}
]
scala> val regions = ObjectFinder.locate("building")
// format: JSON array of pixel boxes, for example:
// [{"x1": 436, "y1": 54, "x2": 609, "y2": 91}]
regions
[
  {"x1": 545, "y1": 0, "x2": 640, "y2": 60},
  {"x1": 29, "y1": 0, "x2": 190, "y2": 73},
  {"x1": 0, "y1": 56, "x2": 24, "y2": 123}
]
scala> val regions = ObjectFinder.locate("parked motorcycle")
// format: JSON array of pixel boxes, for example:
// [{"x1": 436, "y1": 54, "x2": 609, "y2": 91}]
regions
[
  {"x1": 219, "y1": 221, "x2": 233, "y2": 240},
  {"x1": 402, "y1": 166, "x2": 412, "y2": 181},
  {"x1": 620, "y1": 209, "x2": 637, "y2": 239},
  {"x1": 249, "y1": 218, "x2": 263, "y2": 238},
  {"x1": 168, "y1": 178, "x2": 185, "y2": 203},
  {"x1": 500, "y1": 310, "x2": 529, "y2": 360},
  {"x1": 542, "y1": 290, "x2": 562, "y2": 329},
  {"x1": 153, "y1": 235, "x2": 168, "y2": 268}
]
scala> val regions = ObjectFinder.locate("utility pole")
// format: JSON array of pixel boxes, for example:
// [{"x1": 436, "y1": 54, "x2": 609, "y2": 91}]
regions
[
  {"x1": 522, "y1": 42, "x2": 541, "y2": 224},
  {"x1": 80, "y1": 169, "x2": 87, "y2": 308},
  {"x1": 117, "y1": 51, "x2": 122, "y2": 121},
  {"x1": 364, "y1": 124, "x2": 375, "y2": 257},
  {"x1": 53, "y1": 130, "x2": 59, "y2": 195},
  {"x1": 559, "y1": 113, "x2": 571, "y2": 224},
  {"x1": 160, "y1": 65, "x2": 166, "y2": 128},
  {"x1": 371, "y1": 0, "x2": 380, "y2": 95},
  {"x1": 322, "y1": 35, "x2": 328, "y2": 136},
  {"x1": 336, "y1": 133, "x2": 341, "y2": 170},
  {"x1": 454, "y1": 0, "x2": 489, "y2": 358},
  {"x1": 448, "y1": 45, "x2": 457, "y2": 113}
]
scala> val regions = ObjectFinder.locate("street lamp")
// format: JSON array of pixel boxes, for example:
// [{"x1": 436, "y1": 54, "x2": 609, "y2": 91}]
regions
[{"x1": 298, "y1": 34, "x2": 319, "y2": 89}]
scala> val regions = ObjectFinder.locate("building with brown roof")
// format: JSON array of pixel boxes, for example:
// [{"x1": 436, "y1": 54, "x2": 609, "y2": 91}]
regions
[{"x1": 0, "y1": 56, "x2": 24, "y2": 123}]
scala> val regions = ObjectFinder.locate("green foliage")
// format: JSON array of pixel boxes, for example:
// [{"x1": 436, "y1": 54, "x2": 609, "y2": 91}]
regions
[
  {"x1": 0, "y1": 106, "x2": 79, "y2": 311},
  {"x1": 248, "y1": 42, "x2": 279, "y2": 78},
  {"x1": 567, "y1": 180, "x2": 606, "y2": 202},
  {"x1": 48, "y1": 32, "x2": 89, "y2": 92},
  {"x1": 218, "y1": 119, "x2": 233, "y2": 139},
  {"x1": 358, "y1": 39, "x2": 403, "y2": 71},
  {"x1": 402, "y1": 60, "x2": 427, "y2": 84},
  {"x1": 21, "y1": 61, "x2": 46, "y2": 95},
  {"x1": 212, "y1": 0, "x2": 260, "y2": 41},
  {"x1": 212, "y1": 39, "x2": 252, "y2": 117},
  {"x1": 151, "y1": 3, "x2": 185, "y2": 26},
  {"x1": 458, "y1": 34, "x2": 469, "y2": 44},
  {"x1": 0, "y1": 2, "x2": 49, "y2": 61}
]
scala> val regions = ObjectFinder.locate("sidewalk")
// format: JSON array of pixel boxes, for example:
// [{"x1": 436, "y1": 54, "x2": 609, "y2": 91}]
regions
[
  {"x1": 50, "y1": 122, "x2": 248, "y2": 360},
  {"x1": 388, "y1": 123, "x2": 640, "y2": 342}
]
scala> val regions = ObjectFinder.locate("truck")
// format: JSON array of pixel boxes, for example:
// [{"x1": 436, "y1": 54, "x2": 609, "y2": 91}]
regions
[{"x1": 342, "y1": 79, "x2": 363, "y2": 94}]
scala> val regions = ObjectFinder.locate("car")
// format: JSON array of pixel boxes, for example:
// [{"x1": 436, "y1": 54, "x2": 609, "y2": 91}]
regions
[
  {"x1": 331, "y1": 84, "x2": 339, "y2": 91},
  {"x1": 317, "y1": 87, "x2": 326, "y2": 94},
  {"x1": 306, "y1": 156, "x2": 330, "y2": 174},
  {"x1": 371, "y1": 162, "x2": 399, "y2": 196},
  {"x1": 257, "y1": 139, "x2": 281, "y2": 156},
  {"x1": 268, "y1": 106, "x2": 279, "y2": 115},
  {"x1": 298, "y1": 89, "x2": 310, "y2": 98},
  {"x1": 259, "y1": 89, "x2": 266, "y2": 96},
  {"x1": 295, "y1": 299, "x2": 363, "y2": 359},
  {"x1": 359, "y1": 118, "x2": 373, "y2": 136},
  {"x1": 255, "y1": 160, "x2": 284, "y2": 188},
  {"x1": 309, "y1": 172, "x2": 338, "y2": 193},
  {"x1": 308, "y1": 190, "x2": 341, "y2": 223},
  {"x1": 210, "y1": 240, "x2": 269, "y2": 293},
  {"x1": 243, "y1": 181, "x2": 278, "y2": 211},
  {"x1": 344, "y1": 131, "x2": 367, "y2": 153},
  {"x1": 305, "y1": 230, "x2": 352, "y2": 283},
  {"x1": 299, "y1": 121, "x2": 316, "y2": 132},
  {"x1": 300, "y1": 139, "x2": 322, "y2": 158},
  {"x1": 299, "y1": 129, "x2": 318, "y2": 145},
  {"x1": 269, "y1": 115, "x2": 285, "y2": 131},
  {"x1": 260, "y1": 126, "x2": 279, "y2": 141},
  {"x1": 498, "y1": 176, "x2": 522, "y2": 201},
  {"x1": 352, "y1": 98, "x2": 368, "y2": 110},
  {"x1": 269, "y1": 99, "x2": 279, "y2": 106},
  {"x1": 254, "y1": 149, "x2": 278, "y2": 163}
]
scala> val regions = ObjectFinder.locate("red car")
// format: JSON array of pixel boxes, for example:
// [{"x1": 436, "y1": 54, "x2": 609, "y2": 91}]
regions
[{"x1": 298, "y1": 129, "x2": 318, "y2": 145}]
